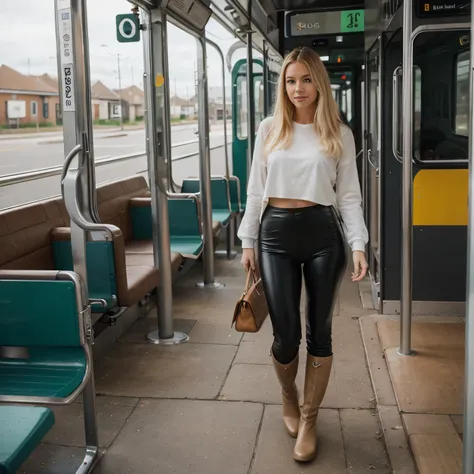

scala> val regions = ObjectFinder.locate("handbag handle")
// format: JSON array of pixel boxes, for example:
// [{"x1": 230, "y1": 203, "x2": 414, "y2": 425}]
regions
[{"x1": 244, "y1": 270, "x2": 259, "y2": 293}]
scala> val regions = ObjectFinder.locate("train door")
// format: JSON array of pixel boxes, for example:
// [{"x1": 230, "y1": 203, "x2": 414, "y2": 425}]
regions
[
  {"x1": 365, "y1": 41, "x2": 382, "y2": 309},
  {"x1": 231, "y1": 58, "x2": 264, "y2": 209}
]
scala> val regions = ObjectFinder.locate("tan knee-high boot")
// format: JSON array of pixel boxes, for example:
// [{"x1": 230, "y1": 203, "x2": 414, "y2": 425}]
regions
[
  {"x1": 272, "y1": 353, "x2": 301, "y2": 438},
  {"x1": 293, "y1": 354, "x2": 333, "y2": 462}
]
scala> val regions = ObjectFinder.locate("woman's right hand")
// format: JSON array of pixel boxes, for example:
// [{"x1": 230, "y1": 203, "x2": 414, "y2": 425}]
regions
[{"x1": 241, "y1": 248, "x2": 256, "y2": 272}]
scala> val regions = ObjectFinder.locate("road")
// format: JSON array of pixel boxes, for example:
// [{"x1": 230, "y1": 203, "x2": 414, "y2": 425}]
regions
[{"x1": 0, "y1": 123, "x2": 232, "y2": 209}]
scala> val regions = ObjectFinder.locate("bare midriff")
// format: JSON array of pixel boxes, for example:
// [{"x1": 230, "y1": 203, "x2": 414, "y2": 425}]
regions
[{"x1": 268, "y1": 197, "x2": 317, "y2": 208}]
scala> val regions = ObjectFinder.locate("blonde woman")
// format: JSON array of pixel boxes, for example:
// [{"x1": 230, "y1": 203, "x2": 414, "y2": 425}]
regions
[{"x1": 238, "y1": 47, "x2": 369, "y2": 462}]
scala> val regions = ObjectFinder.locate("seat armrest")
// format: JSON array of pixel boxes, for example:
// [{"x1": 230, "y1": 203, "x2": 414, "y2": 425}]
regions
[
  {"x1": 130, "y1": 197, "x2": 151, "y2": 208},
  {"x1": 51, "y1": 225, "x2": 122, "y2": 242}
]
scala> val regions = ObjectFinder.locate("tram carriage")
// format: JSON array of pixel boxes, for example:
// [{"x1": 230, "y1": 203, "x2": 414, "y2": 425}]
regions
[{"x1": 1, "y1": 0, "x2": 474, "y2": 473}]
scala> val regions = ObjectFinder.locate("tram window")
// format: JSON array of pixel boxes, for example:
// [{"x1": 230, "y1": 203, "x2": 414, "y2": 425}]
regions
[
  {"x1": 396, "y1": 66, "x2": 422, "y2": 158},
  {"x1": 236, "y1": 76, "x2": 248, "y2": 139},
  {"x1": 455, "y1": 50, "x2": 469, "y2": 137},
  {"x1": 346, "y1": 87, "x2": 353, "y2": 123},
  {"x1": 413, "y1": 30, "x2": 469, "y2": 162},
  {"x1": 368, "y1": 71, "x2": 379, "y2": 167},
  {"x1": 413, "y1": 66, "x2": 422, "y2": 154}
]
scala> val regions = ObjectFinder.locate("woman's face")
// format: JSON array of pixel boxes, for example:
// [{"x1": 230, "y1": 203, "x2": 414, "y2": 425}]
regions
[{"x1": 285, "y1": 61, "x2": 317, "y2": 111}]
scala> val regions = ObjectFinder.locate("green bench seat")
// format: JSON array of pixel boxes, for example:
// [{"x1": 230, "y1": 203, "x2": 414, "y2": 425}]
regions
[
  {"x1": 228, "y1": 176, "x2": 241, "y2": 214},
  {"x1": 181, "y1": 177, "x2": 232, "y2": 226},
  {"x1": 0, "y1": 278, "x2": 88, "y2": 399},
  {"x1": 131, "y1": 196, "x2": 203, "y2": 258},
  {"x1": 212, "y1": 209, "x2": 232, "y2": 225},
  {"x1": 0, "y1": 406, "x2": 55, "y2": 474},
  {"x1": 0, "y1": 347, "x2": 86, "y2": 398},
  {"x1": 169, "y1": 236, "x2": 203, "y2": 257},
  {"x1": 0, "y1": 270, "x2": 99, "y2": 474}
]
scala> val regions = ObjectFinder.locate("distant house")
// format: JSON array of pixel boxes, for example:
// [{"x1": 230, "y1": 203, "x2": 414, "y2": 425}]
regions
[
  {"x1": 209, "y1": 98, "x2": 232, "y2": 121},
  {"x1": 36, "y1": 73, "x2": 59, "y2": 91},
  {"x1": 207, "y1": 85, "x2": 232, "y2": 120},
  {"x1": 91, "y1": 81, "x2": 121, "y2": 121},
  {"x1": 0, "y1": 65, "x2": 60, "y2": 127},
  {"x1": 189, "y1": 85, "x2": 232, "y2": 121},
  {"x1": 170, "y1": 95, "x2": 195, "y2": 119},
  {"x1": 114, "y1": 85, "x2": 144, "y2": 122}
]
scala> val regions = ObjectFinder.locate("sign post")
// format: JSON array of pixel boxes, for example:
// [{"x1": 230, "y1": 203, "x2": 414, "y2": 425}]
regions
[{"x1": 116, "y1": 14, "x2": 140, "y2": 43}]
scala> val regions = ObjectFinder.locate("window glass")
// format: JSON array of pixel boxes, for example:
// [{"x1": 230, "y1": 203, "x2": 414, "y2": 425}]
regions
[
  {"x1": 455, "y1": 50, "x2": 469, "y2": 137},
  {"x1": 236, "y1": 75, "x2": 247, "y2": 139}
]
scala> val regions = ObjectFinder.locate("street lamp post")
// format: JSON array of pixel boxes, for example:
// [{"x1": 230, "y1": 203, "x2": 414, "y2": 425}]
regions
[
  {"x1": 117, "y1": 53, "x2": 123, "y2": 130},
  {"x1": 100, "y1": 44, "x2": 127, "y2": 130}
]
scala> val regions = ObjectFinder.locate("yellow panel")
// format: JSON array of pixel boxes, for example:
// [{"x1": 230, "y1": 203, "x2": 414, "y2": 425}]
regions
[{"x1": 413, "y1": 169, "x2": 468, "y2": 226}]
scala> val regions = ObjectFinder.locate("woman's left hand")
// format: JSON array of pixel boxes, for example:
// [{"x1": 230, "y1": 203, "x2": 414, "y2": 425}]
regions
[{"x1": 351, "y1": 250, "x2": 369, "y2": 282}]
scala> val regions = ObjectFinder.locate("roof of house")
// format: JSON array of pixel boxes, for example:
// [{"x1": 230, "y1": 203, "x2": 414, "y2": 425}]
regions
[
  {"x1": 114, "y1": 85, "x2": 144, "y2": 105},
  {"x1": 171, "y1": 95, "x2": 195, "y2": 107},
  {"x1": 36, "y1": 74, "x2": 58, "y2": 90},
  {"x1": 0, "y1": 65, "x2": 58, "y2": 95},
  {"x1": 92, "y1": 80, "x2": 119, "y2": 101}
]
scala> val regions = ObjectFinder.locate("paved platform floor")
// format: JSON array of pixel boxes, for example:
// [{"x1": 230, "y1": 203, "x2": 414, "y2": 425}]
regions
[
  {"x1": 19, "y1": 256, "x2": 414, "y2": 473},
  {"x1": 364, "y1": 315, "x2": 465, "y2": 473}
]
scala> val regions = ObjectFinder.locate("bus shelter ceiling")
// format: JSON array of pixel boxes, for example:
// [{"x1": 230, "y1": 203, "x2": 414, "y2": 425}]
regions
[{"x1": 266, "y1": 0, "x2": 362, "y2": 10}]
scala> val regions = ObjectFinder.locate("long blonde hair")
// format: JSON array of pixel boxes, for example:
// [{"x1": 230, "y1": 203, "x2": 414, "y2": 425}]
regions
[{"x1": 264, "y1": 47, "x2": 343, "y2": 158}]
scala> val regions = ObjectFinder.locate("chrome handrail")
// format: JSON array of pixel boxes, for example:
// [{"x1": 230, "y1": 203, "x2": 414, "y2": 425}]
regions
[{"x1": 0, "y1": 143, "x2": 225, "y2": 188}]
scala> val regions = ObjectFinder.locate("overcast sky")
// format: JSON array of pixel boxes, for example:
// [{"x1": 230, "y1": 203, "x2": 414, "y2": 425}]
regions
[{"x1": 0, "y1": 0, "x2": 255, "y2": 97}]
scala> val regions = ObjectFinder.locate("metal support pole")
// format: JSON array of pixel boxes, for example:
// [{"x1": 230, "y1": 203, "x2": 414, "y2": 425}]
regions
[
  {"x1": 82, "y1": 25, "x2": 100, "y2": 225},
  {"x1": 399, "y1": 0, "x2": 414, "y2": 356},
  {"x1": 246, "y1": 29, "x2": 256, "y2": 178},
  {"x1": 263, "y1": 41, "x2": 269, "y2": 117},
  {"x1": 161, "y1": 26, "x2": 178, "y2": 193},
  {"x1": 56, "y1": 0, "x2": 98, "y2": 225},
  {"x1": 117, "y1": 54, "x2": 124, "y2": 131},
  {"x1": 54, "y1": 0, "x2": 99, "y2": 469},
  {"x1": 206, "y1": 37, "x2": 237, "y2": 260},
  {"x1": 142, "y1": 8, "x2": 188, "y2": 344},
  {"x1": 195, "y1": 34, "x2": 222, "y2": 288},
  {"x1": 462, "y1": 9, "x2": 474, "y2": 472},
  {"x1": 361, "y1": 69, "x2": 368, "y2": 221}
]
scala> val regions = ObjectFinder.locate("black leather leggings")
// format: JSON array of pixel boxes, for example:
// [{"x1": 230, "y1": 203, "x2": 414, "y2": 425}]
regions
[{"x1": 258, "y1": 204, "x2": 347, "y2": 365}]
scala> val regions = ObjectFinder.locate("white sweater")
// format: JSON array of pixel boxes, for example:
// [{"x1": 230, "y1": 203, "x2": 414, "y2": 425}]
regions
[{"x1": 237, "y1": 117, "x2": 369, "y2": 252}]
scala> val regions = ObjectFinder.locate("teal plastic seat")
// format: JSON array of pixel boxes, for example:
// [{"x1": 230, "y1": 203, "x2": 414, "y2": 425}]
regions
[
  {"x1": 212, "y1": 210, "x2": 232, "y2": 224},
  {"x1": 168, "y1": 199, "x2": 203, "y2": 257},
  {"x1": 228, "y1": 177, "x2": 241, "y2": 213},
  {"x1": 182, "y1": 178, "x2": 232, "y2": 226},
  {"x1": 0, "y1": 348, "x2": 86, "y2": 398},
  {"x1": 53, "y1": 240, "x2": 117, "y2": 312},
  {"x1": 180, "y1": 179, "x2": 200, "y2": 194},
  {"x1": 168, "y1": 236, "x2": 203, "y2": 256},
  {"x1": 0, "y1": 280, "x2": 86, "y2": 399},
  {"x1": 0, "y1": 271, "x2": 98, "y2": 474},
  {"x1": 0, "y1": 405, "x2": 55, "y2": 474},
  {"x1": 130, "y1": 198, "x2": 203, "y2": 258}
]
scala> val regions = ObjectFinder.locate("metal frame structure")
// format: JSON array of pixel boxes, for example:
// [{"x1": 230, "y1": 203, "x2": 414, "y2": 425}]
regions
[
  {"x1": 364, "y1": 38, "x2": 382, "y2": 312},
  {"x1": 196, "y1": 31, "x2": 223, "y2": 287},
  {"x1": 399, "y1": 13, "x2": 471, "y2": 355},
  {"x1": 1, "y1": 2, "x2": 137, "y2": 465},
  {"x1": 142, "y1": 8, "x2": 192, "y2": 343},
  {"x1": 246, "y1": 28, "x2": 256, "y2": 173},
  {"x1": 206, "y1": 37, "x2": 238, "y2": 260},
  {"x1": 399, "y1": 0, "x2": 414, "y2": 356},
  {"x1": 463, "y1": 6, "x2": 474, "y2": 471},
  {"x1": 51, "y1": 2, "x2": 100, "y2": 469}
]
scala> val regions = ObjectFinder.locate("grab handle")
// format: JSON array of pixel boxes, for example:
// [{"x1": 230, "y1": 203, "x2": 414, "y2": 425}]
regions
[{"x1": 392, "y1": 66, "x2": 403, "y2": 163}]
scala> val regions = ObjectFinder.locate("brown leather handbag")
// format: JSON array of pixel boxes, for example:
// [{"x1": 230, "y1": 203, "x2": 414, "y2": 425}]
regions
[{"x1": 232, "y1": 270, "x2": 269, "y2": 332}]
